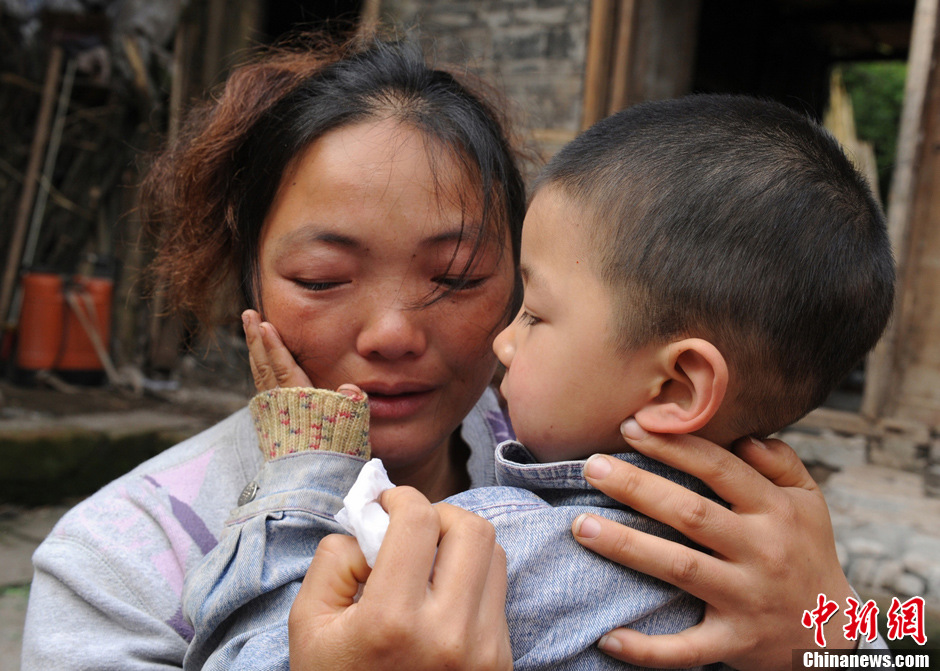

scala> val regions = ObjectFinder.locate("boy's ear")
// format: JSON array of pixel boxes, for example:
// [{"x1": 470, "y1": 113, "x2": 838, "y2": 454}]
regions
[{"x1": 634, "y1": 338, "x2": 728, "y2": 435}]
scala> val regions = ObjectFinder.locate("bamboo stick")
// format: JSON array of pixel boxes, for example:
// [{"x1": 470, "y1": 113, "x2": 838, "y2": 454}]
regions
[{"x1": 0, "y1": 46, "x2": 63, "y2": 327}]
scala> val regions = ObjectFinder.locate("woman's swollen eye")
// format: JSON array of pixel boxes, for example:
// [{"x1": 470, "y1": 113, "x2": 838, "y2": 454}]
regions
[
  {"x1": 295, "y1": 279, "x2": 350, "y2": 292},
  {"x1": 433, "y1": 275, "x2": 487, "y2": 291}
]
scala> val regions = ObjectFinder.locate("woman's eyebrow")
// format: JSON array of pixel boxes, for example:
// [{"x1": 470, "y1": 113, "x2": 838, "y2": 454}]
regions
[
  {"x1": 274, "y1": 227, "x2": 362, "y2": 255},
  {"x1": 421, "y1": 225, "x2": 485, "y2": 248}
]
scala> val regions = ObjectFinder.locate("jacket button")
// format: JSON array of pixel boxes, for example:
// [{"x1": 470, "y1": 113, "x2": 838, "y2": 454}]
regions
[{"x1": 238, "y1": 481, "x2": 259, "y2": 506}]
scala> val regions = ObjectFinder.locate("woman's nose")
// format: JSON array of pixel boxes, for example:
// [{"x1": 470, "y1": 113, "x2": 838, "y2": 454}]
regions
[
  {"x1": 493, "y1": 322, "x2": 515, "y2": 368},
  {"x1": 356, "y1": 304, "x2": 428, "y2": 360}
]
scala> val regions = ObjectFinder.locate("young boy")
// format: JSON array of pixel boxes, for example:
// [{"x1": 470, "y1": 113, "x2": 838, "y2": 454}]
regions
[{"x1": 182, "y1": 94, "x2": 894, "y2": 670}]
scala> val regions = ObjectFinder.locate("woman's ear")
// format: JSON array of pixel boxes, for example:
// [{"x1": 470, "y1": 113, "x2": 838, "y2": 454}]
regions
[{"x1": 634, "y1": 338, "x2": 728, "y2": 434}]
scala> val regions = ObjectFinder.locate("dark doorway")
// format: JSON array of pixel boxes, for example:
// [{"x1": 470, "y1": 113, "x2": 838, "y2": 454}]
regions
[{"x1": 261, "y1": 0, "x2": 364, "y2": 43}]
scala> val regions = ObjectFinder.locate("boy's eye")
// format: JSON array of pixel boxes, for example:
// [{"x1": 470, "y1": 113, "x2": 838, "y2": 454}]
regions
[
  {"x1": 518, "y1": 310, "x2": 541, "y2": 327},
  {"x1": 295, "y1": 280, "x2": 348, "y2": 292},
  {"x1": 434, "y1": 275, "x2": 487, "y2": 291}
]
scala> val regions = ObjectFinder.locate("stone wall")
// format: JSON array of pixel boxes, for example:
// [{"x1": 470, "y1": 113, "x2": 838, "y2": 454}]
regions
[{"x1": 782, "y1": 426, "x2": 940, "y2": 610}]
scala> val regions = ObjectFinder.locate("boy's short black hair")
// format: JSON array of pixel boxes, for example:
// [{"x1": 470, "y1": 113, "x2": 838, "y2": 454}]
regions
[{"x1": 539, "y1": 94, "x2": 895, "y2": 437}]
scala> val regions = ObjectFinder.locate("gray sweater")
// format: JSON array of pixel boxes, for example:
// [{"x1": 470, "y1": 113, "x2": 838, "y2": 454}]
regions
[{"x1": 21, "y1": 389, "x2": 505, "y2": 670}]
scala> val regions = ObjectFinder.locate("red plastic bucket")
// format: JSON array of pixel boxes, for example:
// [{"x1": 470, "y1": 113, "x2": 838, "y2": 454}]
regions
[{"x1": 16, "y1": 272, "x2": 113, "y2": 375}]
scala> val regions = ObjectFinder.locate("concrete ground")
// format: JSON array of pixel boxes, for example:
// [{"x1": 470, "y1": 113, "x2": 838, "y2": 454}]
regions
[
  {"x1": 2, "y1": 381, "x2": 939, "y2": 667},
  {"x1": 0, "y1": 505, "x2": 69, "y2": 671}
]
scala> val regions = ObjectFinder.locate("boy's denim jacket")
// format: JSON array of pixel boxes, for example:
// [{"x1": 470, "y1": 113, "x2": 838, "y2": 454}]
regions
[{"x1": 182, "y1": 415, "x2": 724, "y2": 671}]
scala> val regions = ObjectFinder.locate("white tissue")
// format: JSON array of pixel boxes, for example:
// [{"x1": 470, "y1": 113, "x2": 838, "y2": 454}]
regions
[{"x1": 334, "y1": 458, "x2": 394, "y2": 567}]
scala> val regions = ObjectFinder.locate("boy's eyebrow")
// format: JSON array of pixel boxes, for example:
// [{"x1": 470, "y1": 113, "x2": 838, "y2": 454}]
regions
[{"x1": 519, "y1": 264, "x2": 545, "y2": 291}]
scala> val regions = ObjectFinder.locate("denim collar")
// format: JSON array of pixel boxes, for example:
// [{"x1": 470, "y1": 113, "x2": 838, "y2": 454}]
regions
[{"x1": 493, "y1": 440, "x2": 715, "y2": 502}]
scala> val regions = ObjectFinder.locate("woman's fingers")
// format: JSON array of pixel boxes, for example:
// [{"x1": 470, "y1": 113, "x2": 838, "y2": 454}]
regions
[
  {"x1": 287, "y1": 489, "x2": 511, "y2": 671},
  {"x1": 617, "y1": 419, "x2": 785, "y2": 513},
  {"x1": 244, "y1": 310, "x2": 276, "y2": 391},
  {"x1": 293, "y1": 533, "x2": 370, "y2": 618},
  {"x1": 429, "y1": 502, "x2": 511, "y2": 670},
  {"x1": 580, "y1": 453, "x2": 742, "y2": 559},
  {"x1": 368, "y1": 487, "x2": 441, "y2": 604},
  {"x1": 431, "y1": 503, "x2": 503, "y2": 609},
  {"x1": 733, "y1": 435, "x2": 820, "y2": 492},
  {"x1": 595, "y1": 621, "x2": 728, "y2": 670},
  {"x1": 260, "y1": 321, "x2": 313, "y2": 387},
  {"x1": 242, "y1": 309, "x2": 312, "y2": 390},
  {"x1": 477, "y1": 538, "x2": 509, "y2": 631},
  {"x1": 582, "y1": 424, "x2": 859, "y2": 670},
  {"x1": 572, "y1": 511, "x2": 732, "y2": 604},
  {"x1": 328, "y1": 489, "x2": 511, "y2": 670}
]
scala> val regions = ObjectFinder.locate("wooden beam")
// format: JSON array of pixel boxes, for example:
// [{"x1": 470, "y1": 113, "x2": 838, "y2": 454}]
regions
[
  {"x1": 861, "y1": 0, "x2": 939, "y2": 421},
  {"x1": 608, "y1": 0, "x2": 639, "y2": 115},
  {"x1": 795, "y1": 407, "x2": 878, "y2": 437},
  {"x1": 202, "y1": 0, "x2": 228, "y2": 88},
  {"x1": 360, "y1": 0, "x2": 381, "y2": 37},
  {"x1": 582, "y1": 0, "x2": 617, "y2": 130}
]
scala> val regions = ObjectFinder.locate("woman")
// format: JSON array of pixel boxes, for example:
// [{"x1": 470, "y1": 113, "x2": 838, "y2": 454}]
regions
[{"x1": 21, "y1": 33, "x2": 864, "y2": 670}]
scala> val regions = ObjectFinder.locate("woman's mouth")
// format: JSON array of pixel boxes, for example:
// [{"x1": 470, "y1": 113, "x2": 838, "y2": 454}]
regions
[{"x1": 359, "y1": 385, "x2": 437, "y2": 421}]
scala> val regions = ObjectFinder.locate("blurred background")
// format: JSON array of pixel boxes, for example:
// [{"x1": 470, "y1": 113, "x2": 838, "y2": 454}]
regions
[{"x1": 1, "y1": 0, "x2": 939, "y2": 667}]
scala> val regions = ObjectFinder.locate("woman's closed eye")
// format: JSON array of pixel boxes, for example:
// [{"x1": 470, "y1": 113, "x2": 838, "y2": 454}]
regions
[
  {"x1": 294, "y1": 279, "x2": 350, "y2": 292},
  {"x1": 433, "y1": 275, "x2": 488, "y2": 291}
]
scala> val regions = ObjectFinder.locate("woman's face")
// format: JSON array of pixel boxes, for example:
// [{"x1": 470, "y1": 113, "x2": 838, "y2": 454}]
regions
[{"x1": 258, "y1": 119, "x2": 514, "y2": 490}]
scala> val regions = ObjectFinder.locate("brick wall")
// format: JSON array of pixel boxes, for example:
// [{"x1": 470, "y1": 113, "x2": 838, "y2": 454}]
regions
[{"x1": 387, "y1": 0, "x2": 589, "y2": 159}]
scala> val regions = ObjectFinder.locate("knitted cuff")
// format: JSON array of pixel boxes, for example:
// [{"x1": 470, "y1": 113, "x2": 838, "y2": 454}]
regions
[{"x1": 249, "y1": 387, "x2": 370, "y2": 461}]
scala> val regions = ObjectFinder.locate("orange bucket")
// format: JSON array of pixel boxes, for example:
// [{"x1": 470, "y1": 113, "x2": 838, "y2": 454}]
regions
[{"x1": 16, "y1": 272, "x2": 113, "y2": 374}]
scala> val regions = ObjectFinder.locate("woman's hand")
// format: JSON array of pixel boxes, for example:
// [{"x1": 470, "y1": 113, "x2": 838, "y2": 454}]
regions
[
  {"x1": 243, "y1": 309, "x2": 311, "y2": 390},
  {"x1": 572, "y1": 421, "x2": 855, "y2": 671},
  {"x1": 288, "y1": 486, "x2": 512, "y2": 671}
]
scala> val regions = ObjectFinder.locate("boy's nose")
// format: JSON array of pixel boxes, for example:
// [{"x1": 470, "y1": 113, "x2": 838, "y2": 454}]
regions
[{"x1": 493, "y1": 322, "x2": 515, "y2": 367}]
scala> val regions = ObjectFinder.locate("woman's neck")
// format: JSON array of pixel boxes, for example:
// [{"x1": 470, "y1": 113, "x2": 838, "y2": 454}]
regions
[{"x1": 386, "y1": 431, "x2": 471, "y2": 503}]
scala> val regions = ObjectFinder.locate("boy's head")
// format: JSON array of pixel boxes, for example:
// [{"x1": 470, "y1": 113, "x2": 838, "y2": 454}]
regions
[{"x1": 495, "y1": 94, "x2": 894, "y2": 461}]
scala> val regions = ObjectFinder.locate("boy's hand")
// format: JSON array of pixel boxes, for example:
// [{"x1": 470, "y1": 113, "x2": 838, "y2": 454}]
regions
[
  {"x1": 572, "y1": 422, "x2": 855, "y2": 671},
  {"x1": 243, "y1": 309, "x2": 312, "y2": 390},
  {"x1": 289, "y1": 486, "x2": 512, "y2": 671}
]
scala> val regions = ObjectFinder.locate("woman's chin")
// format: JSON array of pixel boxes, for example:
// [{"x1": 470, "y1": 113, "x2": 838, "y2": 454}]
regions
[{"x1": 370, "y1": 434, "x2": 440, "y2": 465}]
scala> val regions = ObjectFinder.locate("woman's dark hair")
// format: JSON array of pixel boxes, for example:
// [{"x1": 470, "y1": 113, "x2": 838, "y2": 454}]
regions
[{"x1": 142, "y1": 33, "x2": 526, "y2": 327}]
